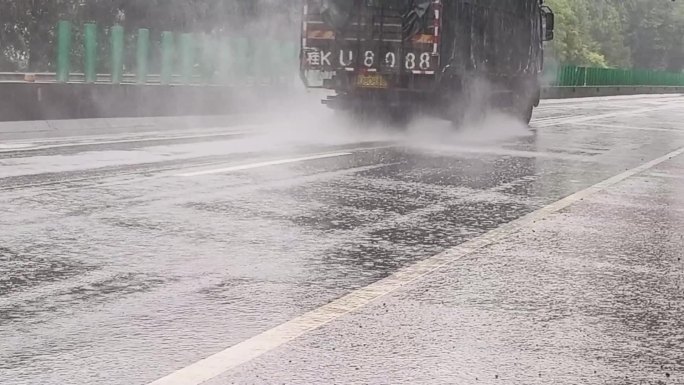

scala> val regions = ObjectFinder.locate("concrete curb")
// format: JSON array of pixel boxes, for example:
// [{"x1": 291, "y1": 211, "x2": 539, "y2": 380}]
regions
[
  {"x1": 1, "y1": 83, "x2": 682, "y2": 127},
  {"x1": 0, "y1": 83, "x2": 290, "y2": 122},
  {"x1": 542, "y1": 86, "x2": 684, "y2": 99}
]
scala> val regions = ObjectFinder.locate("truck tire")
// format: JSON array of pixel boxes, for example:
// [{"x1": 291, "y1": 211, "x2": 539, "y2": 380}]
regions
[
  {"x1": 448, "y1": 103, "x2": 466, "y2": 128},
  {"x1": 521, "y1": 103, "x2": 534, "y2": 125},
  {"x1": 511, "y1": 79, "x2": 539, "y2": 126}
]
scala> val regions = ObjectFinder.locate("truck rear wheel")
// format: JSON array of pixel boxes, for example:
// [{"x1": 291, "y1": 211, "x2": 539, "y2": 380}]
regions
[
  {"x1": 513, "y1": 82, "x2": 539, "y2": 126},
  {"x1": 520, "y1": 103, "x2": 534, "y2": 125}
]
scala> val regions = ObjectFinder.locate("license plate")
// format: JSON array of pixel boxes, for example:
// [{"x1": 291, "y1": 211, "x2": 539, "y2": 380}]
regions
[{"x1": 356, "y1": 74, "x2": 388, "y2": 89}]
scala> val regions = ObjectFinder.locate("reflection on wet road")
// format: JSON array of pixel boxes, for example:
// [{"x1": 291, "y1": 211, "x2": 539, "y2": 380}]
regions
[{"x1": 1, "y1": 95, "x2": 683, "y2": 384}]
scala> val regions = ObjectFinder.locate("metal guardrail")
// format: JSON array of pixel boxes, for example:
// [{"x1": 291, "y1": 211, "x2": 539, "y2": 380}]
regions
[
  {"x1": 542, "y1": 85, "x2": 684, "y2": 99},
  {"x1": 0, "y1": 72, "x2": 190, "y2": 85},
  {"x1": 547, "y1": 65, "x2": 684, "y2": 87},
  {"x1": 0, "y1": 72, "x2": 292, "y2": 86},
  {"x1": 7, "y1": 67, "x2": 684, "y2": 89},
  {"x1": 48, "y1": 20, "x2": 298, "y2": 86}
]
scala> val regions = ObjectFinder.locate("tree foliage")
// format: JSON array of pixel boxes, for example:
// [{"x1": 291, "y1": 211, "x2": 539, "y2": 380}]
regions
[
  {"x1": 0, "y1": 0, "x2": 682, "y2": 71},
  {"x1": 545, "y1": 0, "x2": 684, "y2": 70}
]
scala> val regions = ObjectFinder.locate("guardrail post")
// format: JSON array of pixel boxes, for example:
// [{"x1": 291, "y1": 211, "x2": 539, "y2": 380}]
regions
[
  {"x1": 253, "y1": 40, "x2": 265, "y2": 85},
  {"x1": 268, "y1": 40, "x2": 280, "y2": 84},
  {"x1": 273, "y1": 41, "x2": 285, "y2": 85},
  {"x1": 160, "y1": 32, "x2": 174, "y2": 85},
  {"x1": 283, "y1": 41, "x2": 297, "y2": 86},
  {"x1": 136, "y1": 28, "x2": 150, "y2": 84},
  {"x1": 198, "y1": 34, "x2": 215, "y2": 84},
  {"x1": 217, "y1": 38, "x2": 231, "y2": 85},
  {"x1": 248, "y1": 38, "x2": 259, "y2": 84},
  {"x1": 110, "y1": 25, "x2": 125, "y2": 84},
  {"x1": 257, "y1": 39, "x2": 274, "y2": 85},
  {"x1": 56, "y1": 21, "x2": 72, "y2": 83},
  {"x1": 233, "y1": 37, "x2": 248, "y2": 85},
  {"x1": 180, "y1": 33, "x2": 195, "y2": 85},
  {"x1": 84, "y1": 23, "x2": 97, "y2": 84}
]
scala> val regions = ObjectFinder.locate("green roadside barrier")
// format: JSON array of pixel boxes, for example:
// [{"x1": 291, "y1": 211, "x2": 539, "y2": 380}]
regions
[
  {"x1": 110, "y1": 25, "x2": 124, "y2": 84},
  {"x1": 552, "y1": 65, "x2": 684, "y2": 87},
  {"x1": 179, "y1": 33, "x2": 195, "y2": 85},
  {"x1": 199, "y1": 34, "x2": 219, "y2": 84},
  {"x1": 53, "y1": 19, "x2": 300, "y2": 86},
  {"x1": 231, "y1": 37, "x2": 249, "y2": 85},
  {"x1": 137, "y1": 29, "x2": 150, "y2": 84},
  {"x1": 160, "y1": 31, "x2": 174, "y2": 85},
  {"x1": 84, "y1": 23, "x2": 97, "y2": 83},
  {"x1": 56, "y1": 21, "x2": 72, "y2": 83},
  {"x1": 217, "y1": 38, "x2": 233, "y2": 85}
]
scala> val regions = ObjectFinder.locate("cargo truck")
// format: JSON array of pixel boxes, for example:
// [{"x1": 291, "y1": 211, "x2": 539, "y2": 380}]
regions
[{"x1": 299, "y1": 0, "x2": 555, "y2": 125}]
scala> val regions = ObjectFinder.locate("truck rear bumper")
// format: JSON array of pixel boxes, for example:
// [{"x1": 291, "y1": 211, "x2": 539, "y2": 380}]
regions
[{"x1": 322, "y1": 89, "x2": 435, "y2": 111}]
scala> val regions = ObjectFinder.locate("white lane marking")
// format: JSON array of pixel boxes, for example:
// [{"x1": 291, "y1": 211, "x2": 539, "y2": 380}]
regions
[
  {"x1": 176, "y1": 152, "x2": 354, "y2": 177},
  {"x1": 0, "y1": 143, "x2": 37, "y2": 150},
  {"x1": 0, "y1": 128, "x2": 260, "y2": 154},
  {"x1": 533, "y1": 103, "x2": 680, "y2": 127},
  {"x1": 408, "y1": 144, "x2": 596, "y2": 162},
  {"x1": 149, "y1": 146, "x2": 684, "y2": 385},
  {"x1": 571, "y1": 122, "x2": 683, "y2": 133}
]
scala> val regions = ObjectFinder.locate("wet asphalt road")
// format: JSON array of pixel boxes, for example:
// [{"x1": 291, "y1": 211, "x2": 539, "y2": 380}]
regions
[{"x1": 1, "y1": 95, "x2": 683, "y2": 385}]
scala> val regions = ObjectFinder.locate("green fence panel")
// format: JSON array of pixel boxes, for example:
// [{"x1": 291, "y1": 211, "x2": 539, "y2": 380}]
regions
[
  {"x1": 179, "y1": 33, "x2": 195, "y2": 85},
  {"x1": 283, "y1": 41, "x2": 298, "y2": 84},
  {"x1": 84, "y1": 23, "x2": 97, "y2": 84},
  {"x1": 232, "y1": 37, "x2": 249, "y2": 84},
  {"x1": 558, "y1": 65, "x2": 565, "y2": 86},
  {"x1": 137, "y1": 28, "x2": 150, "y2": 84},
  {"x1": 266, "y1": 40, "x2": 279, "y2": 83},
  {"x1": 110, "y1": 25, "x2": 125, "y2": 84},
  {"x1": 585, "y1": 67, "x2": 592, "y2": 86},
  {"x1": 160, "y1": 31, "x2": 174, "y2": 85},
  {"x1": 198, "y1": 34, "x2": 218, "y2": 84},
  {"x1": 275, "y1": 41, "x2": 295, "y2": 85},
  {"x1": 257, "y1": 40, "x2": 276, "y2": 84},
  {"x1": 550, "y1": 64, "x2": 684, "y2": 87},
  {"x1": 56, "y1": 21, "x2": 72, "y2": 83},
  {"x1": 216, "y1": 38, "x2": 232, "y2": 85}
]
